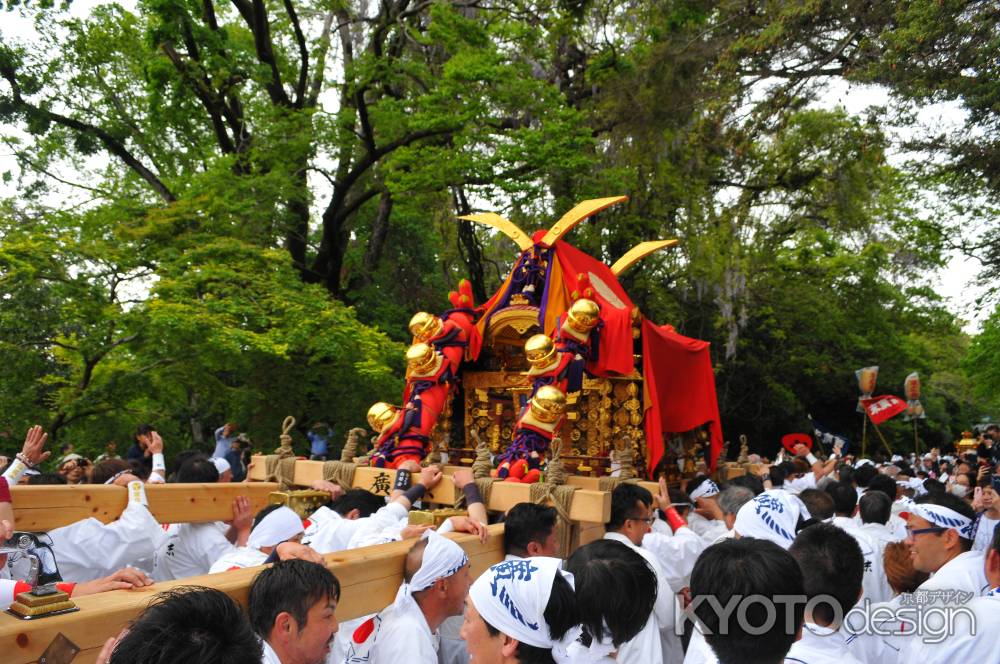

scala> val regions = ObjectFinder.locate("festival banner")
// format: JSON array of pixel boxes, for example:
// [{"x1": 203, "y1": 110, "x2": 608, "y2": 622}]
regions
[
  {"x1": 855, "y1": 366, "x2": 879, "y2": 413},
  {"x1": 902, "y1": 372, "x2": 926, "y2": 421},
  {"x1": 860, "y1": 395, "x2": 907, "y2": 425}
]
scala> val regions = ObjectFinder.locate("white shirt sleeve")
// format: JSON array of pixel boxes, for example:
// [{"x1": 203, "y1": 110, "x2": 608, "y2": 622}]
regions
[
  {"x1": 348, "y1": 503, "x2": 408, "y2": 549},
  {"x1": 643, "y1": 528, "x2": 702, "y2": 592}
]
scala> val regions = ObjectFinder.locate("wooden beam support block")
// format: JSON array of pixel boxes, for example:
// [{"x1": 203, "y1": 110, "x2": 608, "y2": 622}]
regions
[
  {"x1": 565, "y1": 476, "x2": 660, "y2": 495},
  {"x1": 11, "y1": 483, "x2": 279, "y2": 532},
  {"x1": 487, "y1": 483, "x2": 611, "y2": 523},
  {"x1": 0, "y1": 525, "x2": 504, "y2": 664}
]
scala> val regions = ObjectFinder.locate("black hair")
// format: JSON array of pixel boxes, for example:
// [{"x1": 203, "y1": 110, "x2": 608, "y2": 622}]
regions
[
  {"x1": 798, "y1": 489, "x2": 834, "y2": 521},
  {"x1": 328, "y1": 488, "x2": 385, "y2": 518},
  {"x1": 248, "y1": 560, "x2": 340, "y2": 638},
  {"x1": 725, "y1": 474, "x2": 764, "y2": 496},
  {"x1": 865, "y1": 474, "x2": 897, "y2": 503},
  {"x1": 825, "y1": 481, "x2": 858, "y2": 516},
  {"x1": 504, "y1": 503, "x2": 558, "y2": 557},
  {"x1": 859, "y1": 491, "x2": 891, "y2": 525},
  {"x1": 91, "y1": 458, "x2": 132, "y2": 485},
  {"x1": 914, "y1": 492, "x2": 976, "y2": 551},
  {"x1": 565, "y1": 539, "x2": 657, "y2": 648},
  {"x1": 690, "y1": 538, "x2": 804, "y2": 664},
  {"x1": 174, "y1": 455, "x2": 220, "y2": 483},
  {"x1": 768, "y1": 464, "x2": 788, "y2": 487},
  {"x1": 135, "y1": 424, "x2": 154, "y2": 439},
  {"x1": 854, "y1": 464, "x2": 877, "y2": 488},
  {"x1": 837, "y1": 463, "x2": 855, "y2": 486},
  {"x1": 668, "y1": 487, "x2": 692, "y2": 517},
  {"x1": 27, "y1": 473, "x2": 67, "y2": 485},
  {"x1": 991, "y1": 520, "x2": 1000, "y2": 554},
  {"x1": 169, "y1": 448, "x2": 203, "y2": 478},
  {"x1": 789, "y1": 524, "x2": 865, "y2": 624},
  {"x1": 109, "y1": 586, "x2": 260, "y2": 664},
  {"x1": 607, "y1": 483, "x2": 652, "y2": 530},
  {"x1": 482, "y1": 568, "x2": 578, "y2": 664},
  {"x1": 922, "y1": 478, "x2": 946, "y2": 494}
]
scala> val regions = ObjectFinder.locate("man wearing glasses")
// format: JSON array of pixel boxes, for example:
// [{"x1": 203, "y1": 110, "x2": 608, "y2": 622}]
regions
[
  {"x1": 603, "y1": 483, "x2": 692, "y2": 664},
  {"x1": 903, "y1": 492, "x2": 989, "y2": 595}
]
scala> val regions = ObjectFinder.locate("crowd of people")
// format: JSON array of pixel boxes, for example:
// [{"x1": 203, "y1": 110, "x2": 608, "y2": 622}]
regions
[{"x1": 1, "y1": 422, "x2": 999, "y2": 664}]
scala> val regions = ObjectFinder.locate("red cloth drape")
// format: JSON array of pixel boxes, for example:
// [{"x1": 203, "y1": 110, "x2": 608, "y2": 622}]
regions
[
  {"x1": 552, "y1": 241, "x2": 636, "y2": 376},
  {"x1": 642, "y1": 320, "x2": 724, "y2": 475}
]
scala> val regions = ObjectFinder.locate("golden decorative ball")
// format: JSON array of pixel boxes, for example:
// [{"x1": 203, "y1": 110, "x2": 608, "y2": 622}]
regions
[
  {"x1": 567, "y1": 298, "x2": 600, "y2": 333},
  {"x1": 367, "y1": 402, "x2": 397, "y2": 433},
  {"x1": 524, "y1": 334, "x2": 556, "y2": 368},
  {"x1": 408, "y1": 311, "x2": 442, "y2": 342},
  {"x1": 530, "y1": 384, "x2": 567, "y2": 423},
  {"x1": 406, "y1": 342, "x2": 439, "y2": 374}
]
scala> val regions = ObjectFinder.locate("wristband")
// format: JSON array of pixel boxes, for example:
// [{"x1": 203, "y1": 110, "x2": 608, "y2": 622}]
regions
[
  {"x1": 152, "y1": 453, "x2": 166, "y2": 472},
  {"x1": 0, "y1": 477, "x2": 10, "y2": 503},
  {"x1": 805, "y1": 453, "x2": 818, "y2": 465},
  {"x1": 403, "y1": 484, "x2": 426, "y2": 504},
  {"x1": 393, "y1": 470, "x2": 412, "y2": 492},
  {"x1": 2, "y1": 458, "x2": 28, "y2": 485},
  {"x1": 663, "y1": 506, "x2": 688, "y2": 533},
  {"x1": 462, "y1": 483, "x2": 483, "y2": 506}
]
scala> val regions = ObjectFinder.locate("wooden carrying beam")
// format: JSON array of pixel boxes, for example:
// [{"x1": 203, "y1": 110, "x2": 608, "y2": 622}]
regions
[
  {"x1": 248, "y1": 457, "x2": 457, "y2": 504},
  {"x1": 10, "y1": 483, "x2": 279, "y2": 532},
  {"x1": 0, "y1": 525, "x2": 505, "y2": 664},
  {"x1": 250, "y1": 457, "x2": 611, "y2": 523}
]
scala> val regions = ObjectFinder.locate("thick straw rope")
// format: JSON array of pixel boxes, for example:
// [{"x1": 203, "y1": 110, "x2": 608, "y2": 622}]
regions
[
  {"x1": 460, "y1": 429, "x2": 495, "y2": 507},
  {"x1": 264, "y1": 454, "x2": 298, "y2": 491},
  {"x1": 320, "y1": 427, "x2": 364, "y2": 490},
  {"x1": 273, "y1": 416, "x2": 296, "y2": 458},
  {"x1": 530, "y1": 438, "x2": 578, "y2": 555},
  {"x1": 599, "y1": 438, "x2": 640, "y2": 491}
]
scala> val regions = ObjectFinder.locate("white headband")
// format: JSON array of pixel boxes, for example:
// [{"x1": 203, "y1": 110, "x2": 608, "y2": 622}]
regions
[
  {"x1": 902, "y1": 503, "x2": 975, "y2": 540},
  {"x1": 247, "y1": 506, "x2": 304, "y2": 549},
  {"x1": 689, "y1": 479, "x2": 720, "y2": 502},
  {"x1": 734, "y1": 490, "x2": 811, "y2": 550},
  {"x1": 407, "y1": 530, "x2": 469, "y2": 594},
  {"x1": 854, "y1": 459, "x2": 874, "y2": 469},
  {"x1": 470, "y1": 557, "x2": 573, "y2": 649},
  {"x1": 212, "y1": 457, "x2": 231, "y2": 474}
]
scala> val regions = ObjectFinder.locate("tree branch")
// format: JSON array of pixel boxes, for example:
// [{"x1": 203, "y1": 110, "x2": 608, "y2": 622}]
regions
[{"x1": 0, "y1": 65, "x2": 176, "y2": 203}]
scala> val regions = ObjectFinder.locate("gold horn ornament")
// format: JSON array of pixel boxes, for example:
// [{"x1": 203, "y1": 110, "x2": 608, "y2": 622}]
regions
[
  {"x1": 540, "y1": 196, "x2": 628, "y2": 247},
  {"x1": 456, "y1": 212, "x2": 532, "y2": 252},
  {"x1": 609, "y1": 239, "x2": 680, "y2": 276}
]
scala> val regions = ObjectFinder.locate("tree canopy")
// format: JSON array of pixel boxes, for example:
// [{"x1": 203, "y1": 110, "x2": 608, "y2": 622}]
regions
[{"x1": 0, "y1": 0, "x2": 997, "y2": 460}]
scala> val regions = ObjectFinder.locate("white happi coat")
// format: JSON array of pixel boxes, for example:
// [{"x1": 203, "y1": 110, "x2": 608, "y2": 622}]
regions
[
  {"x1": 783, "y1": 622, "x2": 864, "y2": 664},
  {"x1": 47, "y1": 484, "x2": 167, "y2": 582},
  {"x1": 154, "y1": 521, "x2": 237, "y2": 580},
  {"x1": 343, "y1": 591, "x2": 439, "y2": 664},
  {"x1": 209, "y1": 546, "x2": 268, "y2": 573},
  {"x1": 304, "y1": 507, "x2": 367, "y2": 554}
]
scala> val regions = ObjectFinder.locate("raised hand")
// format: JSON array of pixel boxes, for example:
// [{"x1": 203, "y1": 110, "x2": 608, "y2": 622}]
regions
[{"x1": 20, "y1": 425, "x2": 50, "y2": 466}]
